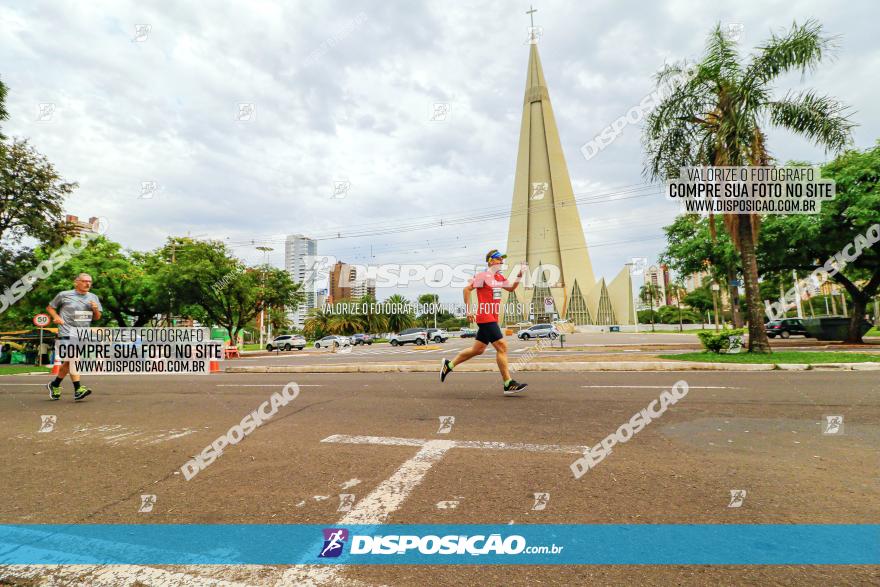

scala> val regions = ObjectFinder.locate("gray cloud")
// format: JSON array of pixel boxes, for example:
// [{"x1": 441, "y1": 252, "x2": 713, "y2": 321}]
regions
[{"x1": 3, "y1": 0, "x2": 878, "y2": 302}]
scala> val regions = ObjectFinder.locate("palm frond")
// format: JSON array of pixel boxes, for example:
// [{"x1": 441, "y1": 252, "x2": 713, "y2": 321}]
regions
[
  {"x1": 745, "y1": 20, "x2": 835, "y2": 89},
  {"x1": 768, "y1": 90, "x2": 856, "y2": 152}
]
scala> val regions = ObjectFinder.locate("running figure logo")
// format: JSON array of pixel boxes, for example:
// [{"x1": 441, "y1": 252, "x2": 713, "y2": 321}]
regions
[
  {"x1": 530, "y1": 182, "x2": 548, "y2": 201},
  {"x1": 38, "y1": 415, "x2": 57, "y2": 433},
  {"x1": 437, "y1": 416, "x2": 455, "y2": 434},
  {"x1": 337, "y1": 494, "x2": 356, "y2": 512},
  {"x1": 138, "y1": 494, "x2": 157, "y2": 513},
  {"x1": 823, "y1": 415, "x2": 844, "y2": 435},
  {"x1": 531, "y1": 492, "x2": 550, "y2": 511},
  {"x1": 318, "y1": 528, "x2": 349, "y2": 558},
  {"x1": 727, "y1": 489, "x2": 747, "y2": 508}
]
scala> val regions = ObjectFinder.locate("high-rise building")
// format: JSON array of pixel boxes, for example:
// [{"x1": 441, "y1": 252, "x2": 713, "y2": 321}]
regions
[
  {"x1": 329, "y1": 261, "x2": 376, "y2": 302},
  {"x1": 284, "y1": 234, "x2": 317, "y2": 329},
  {"x1": 645, "y1": 264, "x2": 671, "y2": 306},
  {"x1": 500, "y1": 34, "x2": 634, "y2": 325},
  {"x1": 352, "y1": 278, "x2": 376, "y2": 300},
  {"x1": 683, "y1": 270, "x2": 710, "y2": 293}
]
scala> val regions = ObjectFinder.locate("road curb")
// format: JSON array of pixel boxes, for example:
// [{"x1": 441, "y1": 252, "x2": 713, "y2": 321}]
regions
[
  {"x1": 223, "y1": 360, "x2": 880, "y2": 373},
  {"x1": 222, "y1": 361, "x2": 853, "y2": 373}
]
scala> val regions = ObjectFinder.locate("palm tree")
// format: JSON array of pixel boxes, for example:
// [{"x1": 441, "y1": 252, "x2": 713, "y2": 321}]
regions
[
  {"x1": 644, "y1": 20, "x2": 854, "y2": 352},
  {"x1": 303, "y1": 307, "x2": 331, "y2": 340},
  {"x1": 383, "y1": 294, "x2": 415, "y2": 334},
  {"x1": 328, "y1": 312, "x2": 362, "y2": 335},
  {"x1": 355, "y1": 294, "x2": 387, "y2": 334},
  {"x1": 639, "y1": 283, "x2": 662, "y2": 332},
  {"x1": 667, "y1": 282, "x2": 688, "y2": 332}
]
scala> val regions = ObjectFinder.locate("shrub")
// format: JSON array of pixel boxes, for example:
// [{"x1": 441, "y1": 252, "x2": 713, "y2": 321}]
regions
[{"x1": 697, "y1": 328, "x2": 746, "y2": 353}]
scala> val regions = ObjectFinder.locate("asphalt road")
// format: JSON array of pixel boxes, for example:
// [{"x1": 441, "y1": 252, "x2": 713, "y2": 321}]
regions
[{"x1": 1, "y1": 369, "x2": 878, "y2": 585}]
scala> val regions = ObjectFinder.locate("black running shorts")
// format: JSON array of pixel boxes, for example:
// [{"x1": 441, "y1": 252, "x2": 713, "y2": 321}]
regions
[{"x1": 475, "y1": 321, "x2": 504, "y2": 344}]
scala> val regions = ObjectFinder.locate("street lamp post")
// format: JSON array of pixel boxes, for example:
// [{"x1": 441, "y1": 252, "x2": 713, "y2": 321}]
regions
[{"x1": 256, "y1": 246, "x2": 274, "y2": 348}]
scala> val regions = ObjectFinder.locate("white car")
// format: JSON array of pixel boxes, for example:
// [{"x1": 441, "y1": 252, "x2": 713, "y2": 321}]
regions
[
  {"x1": 314, "y1": 335, "x2": 351, "y2": 349},
  {"x1": 266, "y1": 334, "x2": 306, "y2": 351},
  {"x1": 517, "y1": 323, "x2": 560, "y2": 340},
  {"x1": 389, "y1": 328, "x2": 428, "y2": 346}
]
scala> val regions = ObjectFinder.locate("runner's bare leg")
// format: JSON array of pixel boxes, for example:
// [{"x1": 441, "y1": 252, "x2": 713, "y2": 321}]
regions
[
  {"x1": 493, "y1": 338, "x2": 511, "y2": 381},
  {"x1": 450, "y1": 340, "x2": 486, "y2": 367}
]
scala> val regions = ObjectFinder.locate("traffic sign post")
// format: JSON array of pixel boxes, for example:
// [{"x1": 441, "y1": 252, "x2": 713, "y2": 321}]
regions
[{"x1": 33, "y1": 314, "x2": 50, "y2": 366}]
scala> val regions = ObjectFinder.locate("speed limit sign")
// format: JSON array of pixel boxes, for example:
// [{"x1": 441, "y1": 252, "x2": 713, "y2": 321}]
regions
[{"x1": 33, "y1": 313, "x2": 50, "y2": 328}]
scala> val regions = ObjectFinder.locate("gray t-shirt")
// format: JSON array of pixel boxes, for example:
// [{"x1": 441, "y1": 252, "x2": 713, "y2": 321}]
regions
[{"x1": 49, "y1": 290, "x2": 102, "y2": 337}]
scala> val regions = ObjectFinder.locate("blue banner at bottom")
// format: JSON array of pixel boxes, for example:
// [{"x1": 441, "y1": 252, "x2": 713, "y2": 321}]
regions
[{"x1": 0, "y1": 524, "x2": 877, "y2": 565}]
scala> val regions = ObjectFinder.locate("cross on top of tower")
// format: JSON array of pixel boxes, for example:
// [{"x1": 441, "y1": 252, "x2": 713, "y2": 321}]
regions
[{"x1": 526, "y1": 5, "x2": 537, "y2": 27}]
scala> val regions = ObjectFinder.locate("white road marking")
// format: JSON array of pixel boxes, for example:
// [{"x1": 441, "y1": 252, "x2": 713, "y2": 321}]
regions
[
  {"x1": 280, "y1": 433, "x2": 586, "y2": 585},
  {"x1": 581, "y1": 385, "x2": 742, "y2": 389},
  {"x1": 215, "y1": 384, "x2": 322, "y2": 387},
  {"x1": 0, "y1": 565, "x2": 254, "y2": 587},
  {"x1": 0, "y1": 383, "x2": 50, "y2": 386}
]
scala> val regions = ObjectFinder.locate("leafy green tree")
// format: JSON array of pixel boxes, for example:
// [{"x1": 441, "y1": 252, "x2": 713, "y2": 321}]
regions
[
  {"x1": 644, "y1": 20, "x2": 854, "y2": 352},
  {"x1": 0, "y1": 237, "x2": 150, "y2": 329},
  {"x1": 0, "y1": 75, "x2": 8, "y2": 140},
  {"x1": 683, "y1": 285, "x2": 714, "y2": 327},
  {"x1": 159, "y1": 238, "x2": 303, "y2": 342},
  {"x1": 657, "y1": 304, "x2": 701, "y2": 325},
  {"x1": 637, "y1": 309, "x2": 659, "y2": 325},
  {"x1": 758, "y1": 144, "x2": 880, "y2": 342},
  {"x1": 1, "y1": 139, "x2": 78, "y2": 246}
]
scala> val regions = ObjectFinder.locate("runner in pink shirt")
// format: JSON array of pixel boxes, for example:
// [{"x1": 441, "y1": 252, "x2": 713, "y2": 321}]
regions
[{"x1": 440, "y1": 249, "x2": 528, "y2": 395}]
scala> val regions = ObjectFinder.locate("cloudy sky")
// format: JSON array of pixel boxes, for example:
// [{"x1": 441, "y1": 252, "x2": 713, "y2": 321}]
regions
[{"x1": 3, "y1": 0, "x2": 878, "y2": 302}]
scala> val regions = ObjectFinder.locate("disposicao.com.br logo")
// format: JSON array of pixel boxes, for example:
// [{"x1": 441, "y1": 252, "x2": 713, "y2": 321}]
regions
[{"x1": 318, "y1": 528, "x2": 563, "y2": 557}]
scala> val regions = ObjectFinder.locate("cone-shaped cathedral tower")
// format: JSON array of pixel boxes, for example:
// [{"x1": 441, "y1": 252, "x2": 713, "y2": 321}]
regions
[{"x1": 501, "y1": 37, "x2": 635, "y2": 326}]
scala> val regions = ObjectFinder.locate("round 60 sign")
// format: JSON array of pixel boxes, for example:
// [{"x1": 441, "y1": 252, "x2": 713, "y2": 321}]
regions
[{"x1": 33, "y1": 313, "x2": 51, "y2": 328}]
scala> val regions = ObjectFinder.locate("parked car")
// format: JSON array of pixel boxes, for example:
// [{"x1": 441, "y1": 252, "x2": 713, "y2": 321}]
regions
[
  {"x1": 389, "y1": 328, "x2": 427, "y2": 346},
  {"x1": 765, "y1": 318, "x2": 809, "y2": 339},
  {"x1": 266, "y1": 334, "x2": 306, "y2": 351},
  {"x1": 517, "y1": 323, "x2": 559, "y2": 340},
  {"x1": 425, "y1": 328, "x2": 449, "y2": 343},
  {"x1": 459, "y1": 327, "x2": 476, "y2": 338},
  {"x1": 350, "y1": 333, "x2": 374, "y2": 346},
  {"x1": 314, "y1": 335, "x2": 351, "y2": 349}
]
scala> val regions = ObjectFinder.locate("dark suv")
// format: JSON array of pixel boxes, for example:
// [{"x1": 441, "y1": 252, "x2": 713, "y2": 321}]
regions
[{"x1": 765, "y1": 318, "x2": 809, "y2": 339}]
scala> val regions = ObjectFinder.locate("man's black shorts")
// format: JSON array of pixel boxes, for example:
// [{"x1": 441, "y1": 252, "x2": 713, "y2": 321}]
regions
[{"x1": 475, "y1": 322, "x2": 504, "y2": 344}]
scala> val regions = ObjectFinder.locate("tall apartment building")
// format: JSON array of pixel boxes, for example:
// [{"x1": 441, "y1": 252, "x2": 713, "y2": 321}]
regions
[
  {"x1": 329, "y1": 261, "x2": 376, "y2": 302},
  {"x1": 644, "y1": 264, "x2": 672, "y2": 306},
  {"x1": 284, "y1": 234, "x2": 317, "y2": 329}
]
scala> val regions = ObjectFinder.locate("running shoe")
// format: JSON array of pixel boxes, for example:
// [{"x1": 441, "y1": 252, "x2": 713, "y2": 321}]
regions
[
  {"x1": 73, "y1": 386, "x2": 92, "y2": 401},
  {"x1": 440, "y1": 359, "x2": 454, "y2": 382},
  {"x1": 47, "y1": 382, "x2": 61, "y2": 400},
  {"x1": 503, "y1": 380, "x2": 528, "y2": 395}
]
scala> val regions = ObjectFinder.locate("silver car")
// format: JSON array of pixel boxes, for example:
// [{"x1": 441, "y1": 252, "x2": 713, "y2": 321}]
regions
[
  {"x1": 389, "y1": 328, "x2": 427, "y2": 346},
  {"x1": 517, "y1": 323, "x2": 559, "y2": 340},
  {"x1": 314, "y1": 335, "x2": 351, "y2": 349}
]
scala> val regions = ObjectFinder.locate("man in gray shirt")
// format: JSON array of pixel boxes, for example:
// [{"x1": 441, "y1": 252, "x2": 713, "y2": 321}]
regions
[{"x1": 46, "y1": 273, "x2": 102, "y2": 401}]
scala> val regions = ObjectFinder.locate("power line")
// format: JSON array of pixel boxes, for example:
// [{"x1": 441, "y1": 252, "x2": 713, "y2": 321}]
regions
[{"x1": 221, "y1": 183, "x2": 662, "y2": 245}]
